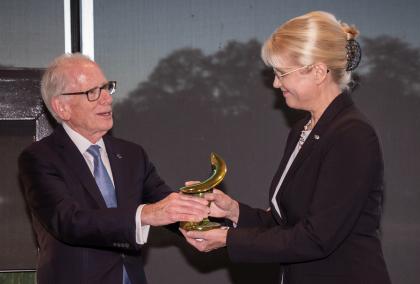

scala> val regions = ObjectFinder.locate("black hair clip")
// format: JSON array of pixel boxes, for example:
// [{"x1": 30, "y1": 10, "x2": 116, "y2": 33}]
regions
[{"x1": 346, "y1": 39, "x2": 362, "y2": 71}]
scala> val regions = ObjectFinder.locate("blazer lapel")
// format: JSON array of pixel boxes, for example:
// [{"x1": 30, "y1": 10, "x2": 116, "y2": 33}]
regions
[
  {"x1": 52, "y1": 125, "x2": 108, "y2": 208},
  {"x1": 268, "y1": 121, "x2": 304, "y2": 199},
  {"x1": 280, "y1": 126, "x2": 320, "y2": 191},
  {"x1": 268, "y1": 118, "x2": 307, "y2": 223}
]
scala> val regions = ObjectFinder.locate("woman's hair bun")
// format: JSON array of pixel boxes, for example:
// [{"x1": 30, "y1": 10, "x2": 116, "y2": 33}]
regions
[{"x1": 341, "y1": 22, "x2": 360, "y2": 40}]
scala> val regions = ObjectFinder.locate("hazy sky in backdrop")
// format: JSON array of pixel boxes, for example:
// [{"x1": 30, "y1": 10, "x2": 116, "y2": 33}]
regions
[{"x1": 1, "y1": 0, "x2": 419, "y2": 99}]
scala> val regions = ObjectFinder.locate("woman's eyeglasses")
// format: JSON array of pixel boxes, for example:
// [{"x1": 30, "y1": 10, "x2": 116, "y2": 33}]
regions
[{"x1": 273, "y1": 65, "x2": 313, "y2": 80}]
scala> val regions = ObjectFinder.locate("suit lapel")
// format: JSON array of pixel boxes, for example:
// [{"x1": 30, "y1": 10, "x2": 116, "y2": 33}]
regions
[
  {"x1": 268, "y1": 118, "x2": 306, "y2": 223},
  {"x1": 52, "y1": 125, "x2": 108, "y2": 208},
  {"x1": 271, "y1": 93, "x2": 354, "y2": 220},
  {"x1": 279, "y1": 126, "x2": 320, "y2": 192}
]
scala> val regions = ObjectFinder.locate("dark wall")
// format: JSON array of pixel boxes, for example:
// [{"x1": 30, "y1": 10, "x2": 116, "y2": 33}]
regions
[
  {"x1": 0, "y1": 121, "x2": 37, "y2": 269},
  {"x1": 0, "y1": 68, "x2": 53, "y2": 274}
]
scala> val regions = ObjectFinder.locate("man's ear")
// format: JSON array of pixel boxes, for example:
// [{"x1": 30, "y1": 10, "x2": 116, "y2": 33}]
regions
[
  {"x1": 51, "y1": 96, "x2": 71, "y2": 121},
  {"x1": 313, "y1": 63, "x2": 329, "y2": 85}
]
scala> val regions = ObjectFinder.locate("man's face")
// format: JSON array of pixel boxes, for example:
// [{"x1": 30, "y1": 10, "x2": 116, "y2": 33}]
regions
[{"x1": 58, "y1": 60, "x2": 113, "y2": 143}]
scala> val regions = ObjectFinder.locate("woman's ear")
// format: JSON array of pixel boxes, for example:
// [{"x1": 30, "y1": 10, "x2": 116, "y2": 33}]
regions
[
  {"x1": 51, "y1": 96, "x2": 71, "y2": 121},
  {"x1": 313, "y1": 63, "x2": 329, "y2": 84}
]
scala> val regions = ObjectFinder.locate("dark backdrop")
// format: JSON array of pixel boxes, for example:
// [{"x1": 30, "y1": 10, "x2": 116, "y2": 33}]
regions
[{"x1": 0, "y1": 35, "x2": 419, "y2": 284}]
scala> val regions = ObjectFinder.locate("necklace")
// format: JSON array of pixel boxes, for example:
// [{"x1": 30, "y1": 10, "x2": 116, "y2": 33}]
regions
[
  {"x1": 303, "y1": 119, "x2": 312, "y2": 131},
  {"x1": 298, "y1": 119, "x2": 313, "y2": 149}
]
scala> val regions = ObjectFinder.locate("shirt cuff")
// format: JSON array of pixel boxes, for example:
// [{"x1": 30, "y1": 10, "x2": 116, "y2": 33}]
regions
[{"x1": 135, "y1": 204, "x2": 151, "y2": 245}]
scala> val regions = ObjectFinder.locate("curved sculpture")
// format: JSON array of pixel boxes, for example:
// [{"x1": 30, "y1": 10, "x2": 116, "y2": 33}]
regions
[
  {"x1": 179, "y1": 152, "x2": 227, "y2": 231},
  {"x1": 180, "y1": 152, "x2": 227, "y2": 194}
]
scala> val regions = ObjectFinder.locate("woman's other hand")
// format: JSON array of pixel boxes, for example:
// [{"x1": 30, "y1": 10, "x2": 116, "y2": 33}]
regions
[{"x1": 179, "y1": 227, "x2": 228, "y2": 252}]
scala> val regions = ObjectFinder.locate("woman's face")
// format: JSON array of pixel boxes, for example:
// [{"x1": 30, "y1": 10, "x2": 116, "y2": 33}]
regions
[{"x1": 272, "y1": 57, "x2": 318, "y2": 111}]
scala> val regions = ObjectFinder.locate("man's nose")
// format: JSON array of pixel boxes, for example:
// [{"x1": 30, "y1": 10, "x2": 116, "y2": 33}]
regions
[{"x1": 99, "y1": 90, "x2": 113, "y2": 104}]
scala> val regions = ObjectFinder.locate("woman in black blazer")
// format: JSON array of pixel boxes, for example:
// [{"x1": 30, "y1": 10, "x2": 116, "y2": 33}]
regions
[{"x1": 181, "y1": 11, "x2": 391, "y2": 284}]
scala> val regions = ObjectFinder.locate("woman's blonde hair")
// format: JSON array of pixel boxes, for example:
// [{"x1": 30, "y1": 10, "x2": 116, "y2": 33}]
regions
[{"x1": 261, "y1": 11, "x2": 360, "y2": 90}]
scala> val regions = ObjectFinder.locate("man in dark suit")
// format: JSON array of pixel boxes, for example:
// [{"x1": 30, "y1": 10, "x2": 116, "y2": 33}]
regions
[{"x1": 19, "y1": 53, "x2": 209, "y2": 284}]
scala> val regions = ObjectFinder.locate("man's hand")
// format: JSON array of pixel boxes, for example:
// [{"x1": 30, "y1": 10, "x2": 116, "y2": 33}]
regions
[{"x1": 141, "y1": 192, "x2": 209, "y2": 226}]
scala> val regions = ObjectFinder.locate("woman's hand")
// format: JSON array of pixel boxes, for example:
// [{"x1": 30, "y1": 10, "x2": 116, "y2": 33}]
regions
[
  {"x1": 179, "y1": 227, "x2": 228, "y2": 252},
  {"x1": 205, "y1": 189, "x2": 239, "y2": 223},
  {"x1": 185, "y1": 181, "x2": 239, "y2": 223}
]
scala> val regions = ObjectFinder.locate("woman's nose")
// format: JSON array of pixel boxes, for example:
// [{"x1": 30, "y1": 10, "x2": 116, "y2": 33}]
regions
[{"x1": 273, "y1": 76, "x2": 282, "y2": 89}]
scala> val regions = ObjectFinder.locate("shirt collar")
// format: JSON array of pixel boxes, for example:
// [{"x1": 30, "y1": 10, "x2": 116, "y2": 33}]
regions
[{"x1": 62, "y1": 123, "x2": 106, "y2": 155}]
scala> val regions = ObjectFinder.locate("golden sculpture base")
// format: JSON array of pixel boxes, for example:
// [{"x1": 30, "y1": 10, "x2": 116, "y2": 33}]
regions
[{"x1": 180, "y1": 219, "x2": 221, "y2": 231}]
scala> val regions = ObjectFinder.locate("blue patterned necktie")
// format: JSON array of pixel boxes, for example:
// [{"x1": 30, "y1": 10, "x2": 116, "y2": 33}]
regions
[
  {"x1": 87, "y1": 145, "x2": 131, "y2": 284},
  {"x1": 87, "y1": 145, "x2": 117, "y2": 208}
]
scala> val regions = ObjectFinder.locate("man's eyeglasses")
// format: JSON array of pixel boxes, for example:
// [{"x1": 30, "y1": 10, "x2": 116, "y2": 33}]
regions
[
  {"x1": 61, "y1": 81, "x2": 117, "y2": 102},
  {"x1": 273, "y1": 65, "x2": 313, "y2": 80}
]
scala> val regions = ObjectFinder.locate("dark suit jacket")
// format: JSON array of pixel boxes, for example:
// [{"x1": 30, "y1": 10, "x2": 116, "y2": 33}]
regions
[
  {"x1": 19, "y1": 125, "x2": 174, "y2": 284},
  {"x1": 227, "y1": 93, "x2": 391, "y2": 284}
]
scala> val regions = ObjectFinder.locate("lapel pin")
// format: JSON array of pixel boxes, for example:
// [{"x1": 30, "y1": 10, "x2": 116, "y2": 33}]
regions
[
  {"x1": 116, "y1": 154, "x2": 123, "y2": 159},
  {"x1": 314, "y1": 135, "x2": 320, "y2": 140}
]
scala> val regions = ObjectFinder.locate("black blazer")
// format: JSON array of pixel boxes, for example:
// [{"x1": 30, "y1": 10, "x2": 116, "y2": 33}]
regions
[
  {"x1": 19, "y1": 125, "x2": 173, "y2": 284},
  {"x1": 227, "y1": 93, "x2": 391, "y2": 284}
]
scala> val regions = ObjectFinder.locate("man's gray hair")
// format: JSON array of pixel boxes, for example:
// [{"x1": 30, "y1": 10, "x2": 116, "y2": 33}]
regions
[{"x1": 41, "y1": 53, "x2": 94, "y2": 123}]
